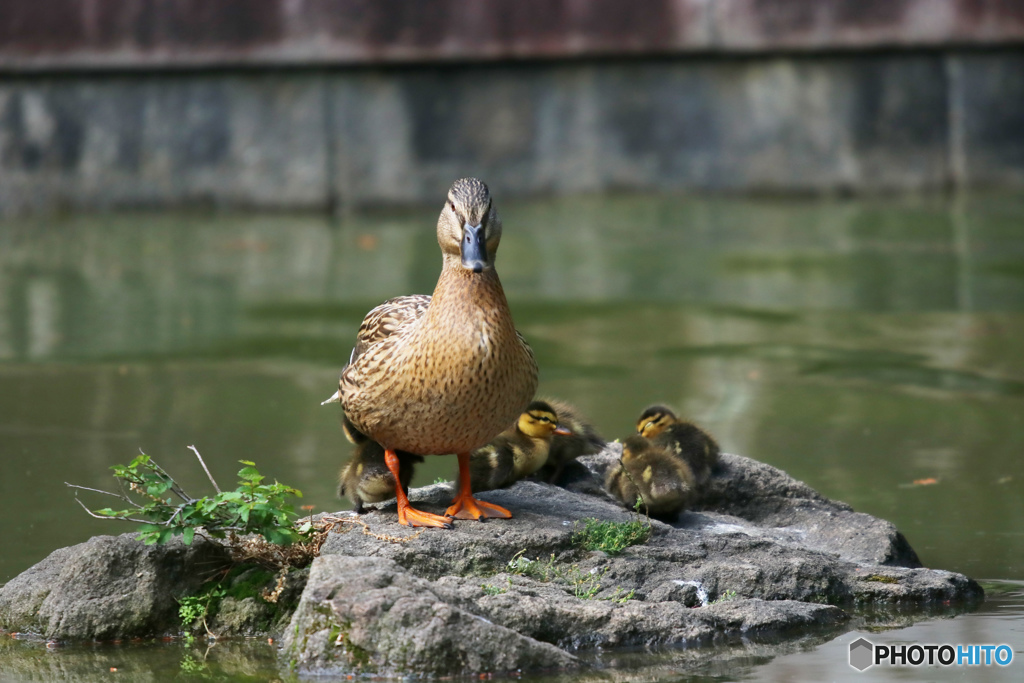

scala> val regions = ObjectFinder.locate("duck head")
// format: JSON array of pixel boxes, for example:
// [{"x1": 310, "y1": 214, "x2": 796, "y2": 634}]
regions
[
  {"x1": 636, "y1": 405, "x2": 679, "y2": 439},
  {"x1": 517, "y1": 400, "x2": 573, "y2": 439},
  {"x1": 438, "y1": 177, "x2": 503, "y2": 273}
]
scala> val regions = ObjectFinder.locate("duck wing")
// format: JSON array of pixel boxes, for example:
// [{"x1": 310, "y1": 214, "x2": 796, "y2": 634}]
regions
[{"x1": 350, "y1": 294, "x2": 431, "y2": 362}]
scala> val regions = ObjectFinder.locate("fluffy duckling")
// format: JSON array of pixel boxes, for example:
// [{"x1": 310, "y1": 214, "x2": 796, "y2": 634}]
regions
[
  {"x1": 535, "y1": 398, "x2": 605, "y2": 484},
  {"x1": 636, "y1": 405, "x2": 720, "y2": 486},
  {"x1": 605, "y1": 434, "x2": 696, "y2": 520},
  {"x1": 467, "y1": 400, "x2": 571, "y2": 492},
  {"x1": 337, "y1": 415, "x2": 423, "y2": 513}
]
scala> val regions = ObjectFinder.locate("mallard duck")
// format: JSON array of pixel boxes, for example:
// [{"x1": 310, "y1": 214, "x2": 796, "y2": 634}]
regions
[
  {"x1": 605, "y1": 434, "x2": 695, "y2": 520},
  {"x1": 466, "y1": 400, "x2": 571, "y2": 492},
  {"x1": 337, "y1": 415, "x2": 423, "y2": 513},
  {"x1": 534, "y1": 398, "x2": 605, "y2": 484},
  {"x1": 636, "y1": 405, "x2": 720, "y2": 486},
  {"x1": 323, "y1": 178, "x2": 539, "y2": 527}
]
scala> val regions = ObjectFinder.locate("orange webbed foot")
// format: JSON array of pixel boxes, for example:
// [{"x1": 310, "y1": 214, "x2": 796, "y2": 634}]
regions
[
  {"x1": 398, "y1": 504, "x2": 454, "y2": 529},
  {"x1": 445, "y1": 494, "x2": 512, "y2": 521}
]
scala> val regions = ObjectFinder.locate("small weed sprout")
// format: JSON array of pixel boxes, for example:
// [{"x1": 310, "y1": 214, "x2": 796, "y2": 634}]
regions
[
  {"x1": 505, "y1": 550, "x2": 631, "y2": 601},
  {"x1": 711, "y1": 589, "x2": 738, "y2": 604}
]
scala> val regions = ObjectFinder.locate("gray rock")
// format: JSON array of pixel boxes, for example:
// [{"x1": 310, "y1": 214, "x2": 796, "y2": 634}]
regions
[
  {"x1": 0, "y1": 534, "x2": 228, "y2": 640},
  {"x1": 282, "y1": 555, "x2": 577, "y2": 676}
]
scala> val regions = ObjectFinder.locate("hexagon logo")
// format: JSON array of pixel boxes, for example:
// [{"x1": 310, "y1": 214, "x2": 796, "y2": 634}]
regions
[{"x1": 849, "y1": 637, "x2": 874, "y2": 671}]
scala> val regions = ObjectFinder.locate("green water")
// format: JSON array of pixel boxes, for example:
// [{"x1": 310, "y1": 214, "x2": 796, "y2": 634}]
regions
[{"x1": 2, "y1": 193, "x2": 1023, "y2": 680}]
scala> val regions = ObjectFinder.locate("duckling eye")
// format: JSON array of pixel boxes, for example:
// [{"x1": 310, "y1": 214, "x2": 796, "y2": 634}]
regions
[{"x1": 450, "y1": 201, "x2": 456, "y2": 212}]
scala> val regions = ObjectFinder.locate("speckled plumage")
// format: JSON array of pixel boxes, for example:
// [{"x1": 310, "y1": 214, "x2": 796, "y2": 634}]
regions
[
  {"x1": 340, "y1": 182, "x2": 537, "y2": 454},
  {"x1": 334, "y1": 179, "x2": 538, "y2": 526}
]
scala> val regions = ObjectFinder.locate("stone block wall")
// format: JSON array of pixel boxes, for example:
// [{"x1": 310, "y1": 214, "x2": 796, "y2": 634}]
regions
[{"x1": 0, "y1": 1, "x2": 1022, "y2": 213}]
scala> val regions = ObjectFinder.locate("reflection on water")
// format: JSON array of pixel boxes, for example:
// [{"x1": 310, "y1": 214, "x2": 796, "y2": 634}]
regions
[{"x1": 2, "y1": 193, "x2": 1024, "y2": 677}]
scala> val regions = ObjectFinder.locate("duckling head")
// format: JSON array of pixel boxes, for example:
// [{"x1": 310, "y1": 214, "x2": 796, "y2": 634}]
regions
[
  {"x1": 517, "y1": 400, "x2": 573, "y2": 439},
  {"x1": 437, "y1": 177, "x2": 502, "y2": 274},
  {"x1": 636, "y1": 405, "x2": 680, "y2": 439},
  {"x1": 621, "y1": 434, "x2": 654, "y2": 463}
]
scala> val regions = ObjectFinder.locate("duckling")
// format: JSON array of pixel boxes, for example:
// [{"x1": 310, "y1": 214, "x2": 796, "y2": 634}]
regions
[
  {"x1": 324, "y1": 178, "x2": 539, "y2": 527},
  {"x1": 636, "y1": 405, "x2": 720, "y2": 486},
  {"x1": 466, "y1": 401, "x2": 571, "y2": 492},
  {"x1": 605, "y1": 434, "x2": 696, "y2": 520},
  {"x1": 534, "y1": 398, "x2": 605, "y2": 484},
  {"x1": 337, "y1": 415, "x2": 423, "y2": 513},
  {"x1": 337, "y1": 441, "x2": 423, "y2": 513}
]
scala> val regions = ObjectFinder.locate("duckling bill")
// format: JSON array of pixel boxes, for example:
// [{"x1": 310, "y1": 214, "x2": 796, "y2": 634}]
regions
[
  {"x1": 636, "y1": 405, "x2": 720, "y2": 486},
  {"x1": 606, "y1": 434, "x2": 695, "y2": 520},
  {"x1": 467, "y1": 400, "x2": 571, "y2": 492}
]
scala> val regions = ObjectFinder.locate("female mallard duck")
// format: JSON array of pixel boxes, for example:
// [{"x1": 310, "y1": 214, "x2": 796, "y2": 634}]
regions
[
  {"x1": 466, "y1": 401, "x2": 571, "y2": 492},
  {"x1": 337, "y1": 415, "x2": 423, "y2": 513},
  {"x1": 605, "y1": 434, "x2": 696, "y2": 520},
  {"x1": 534, "y1": 398, "x2": 605, "y2": 484},
  {"x1": 636, "y1": 405, "x2": 720, "y2": 486},
  {"x1": 323, "y1": 178, "x2": 539, "y2": 528}
]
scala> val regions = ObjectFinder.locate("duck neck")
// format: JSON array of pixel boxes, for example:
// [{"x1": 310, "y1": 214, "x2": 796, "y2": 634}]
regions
[{"x1": 429, "y1": 260, "x2": 511, "y2": 323}]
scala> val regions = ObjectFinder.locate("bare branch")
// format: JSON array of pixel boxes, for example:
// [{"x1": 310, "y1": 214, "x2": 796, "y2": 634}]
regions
[
  {"x1": 189, "y1": 445, "x2": 222, "y2": 494},
  {"x1": 71, "y1": 496, "x2": 153, "y2": 524},
  {"x1": 65, "y1": 483, "x2": 139, "y2": 507}
]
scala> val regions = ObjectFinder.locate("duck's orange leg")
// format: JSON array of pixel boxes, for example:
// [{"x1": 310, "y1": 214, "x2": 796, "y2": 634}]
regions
[
  {"x1": 385, "y1": 449, "x2": 452, "y2": 528},
  {"x1": 446, "y1": 452, "x2": 512, "y2": 520}
]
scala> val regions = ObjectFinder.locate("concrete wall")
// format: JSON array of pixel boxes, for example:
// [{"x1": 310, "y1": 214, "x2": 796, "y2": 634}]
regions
[{"x1": 1, "y1": 1, "x2": 1023, "y2": 213}]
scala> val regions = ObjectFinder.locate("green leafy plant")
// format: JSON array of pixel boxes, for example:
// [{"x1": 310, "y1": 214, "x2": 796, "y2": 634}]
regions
[
  {"x1": 711, "y1": 589, "x2": 738, "y2": 604},
  {"x1": 480, "y1": 581, "x2": 509, "y2": 596},
  {"x1": 68, "y1": 447, "x2": 307, "y2": 547},
  {"x1": 571, "y1": 517, "x2": 651, "y2": 556},
  {"x1": 178, "y1": 584, "x2": 226, "y2": 639}
]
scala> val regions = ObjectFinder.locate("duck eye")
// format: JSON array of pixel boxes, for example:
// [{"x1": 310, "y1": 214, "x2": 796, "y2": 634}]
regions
[{"x1": 450, "y1": 201, "x2": 456, "y2": 211}]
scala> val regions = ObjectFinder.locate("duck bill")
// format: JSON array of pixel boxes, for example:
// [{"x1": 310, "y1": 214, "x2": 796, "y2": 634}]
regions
[
  {"x1": 554, "y1": 425, "x2": 573, "y2": 436},
  {"x1": 460, "y1": 223, "x2": 488, "y2": 273}
]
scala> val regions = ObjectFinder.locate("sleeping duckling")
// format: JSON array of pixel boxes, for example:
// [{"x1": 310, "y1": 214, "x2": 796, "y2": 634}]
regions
[
  {"x1": 467, "y1": 400, "x2": 571, "y2": 492},
  {"x1": 535, "y1": 398, "x2": 605, "y2": 484},
  {"x1": 337, "y1": 415, "x2": 423, "y2": 513},
  {"x1": 605, "y1": 434, "x2": 696, "y2": 520},
  {"x1": 636, "y1": 405, "x2": 720, "y2": 486}
]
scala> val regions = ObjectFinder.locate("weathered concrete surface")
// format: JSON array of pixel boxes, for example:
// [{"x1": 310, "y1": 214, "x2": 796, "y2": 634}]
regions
[
  {"x1": 3, "y1": 50, "x2": 1024, "y2": 215},
  {"x1": 1, "y1": 0, "x2": 1022, "y2": 71}
]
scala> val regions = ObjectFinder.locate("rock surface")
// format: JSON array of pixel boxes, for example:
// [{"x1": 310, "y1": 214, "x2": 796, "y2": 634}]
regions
[
  {"x1": 1, "y1": 450, "x2": 983, "y2": 678},
  {"x1": 280, "y1": 450, "x2": 981, "y2": 676}
]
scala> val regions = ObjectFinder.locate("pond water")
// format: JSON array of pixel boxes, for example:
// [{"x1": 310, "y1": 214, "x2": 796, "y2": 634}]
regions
[{"x1": 1, "y1": 192, "x2": 1023, "y2": 680}]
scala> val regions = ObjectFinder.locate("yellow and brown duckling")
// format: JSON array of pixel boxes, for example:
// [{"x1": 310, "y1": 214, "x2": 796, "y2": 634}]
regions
[
  {"x1": 337, "y1": 415, "x2": 423, "y2": 514},
  {"x1": 605, "y1": 434, "x2": 696, "y2": 520},
  {"x1": 534, "y1": 398, "x2": 605, "y2": 484},
  {"x1": 466, "y1": 401, "x2": 571, "y2": 492},
  {"x1": 636, "y1": 405, "x2": 720, "y2": 486},
  {"x1": 323, "y1": 178, "x2": 539, "y2": 528}
]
